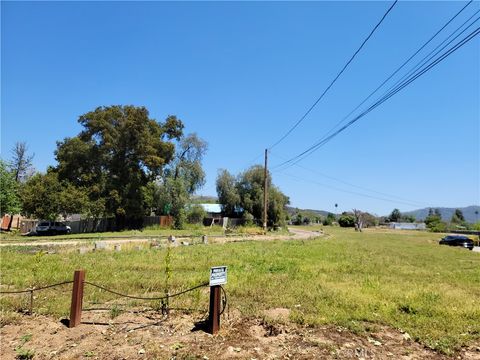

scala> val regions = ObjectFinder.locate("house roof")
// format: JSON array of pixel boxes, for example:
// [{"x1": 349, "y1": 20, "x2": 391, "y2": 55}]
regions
[{"x1": 199, "y1": 203, "x2": 222, "y2": 214}]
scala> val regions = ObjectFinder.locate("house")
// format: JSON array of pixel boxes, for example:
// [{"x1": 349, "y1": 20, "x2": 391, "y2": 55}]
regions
[
  {"x1": 389, "y1": 222, "x2": 426, "y2": 230},
  {"x1": 199, "y1": 204, "x2": 222, "y2": 218}
]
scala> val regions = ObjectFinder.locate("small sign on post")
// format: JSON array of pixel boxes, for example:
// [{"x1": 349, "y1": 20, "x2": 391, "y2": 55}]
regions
[
  {"x1": 208, "y1": 266, "x2": 227, "y2": 335},
  {"x1": 209, "y1": 266, "x2": 227, "y2": 286}
]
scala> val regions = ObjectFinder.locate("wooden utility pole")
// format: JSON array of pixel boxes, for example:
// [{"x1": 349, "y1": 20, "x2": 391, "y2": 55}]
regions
[{"x1": 263, "y1": 148, "x2": 268, "y2": 232}]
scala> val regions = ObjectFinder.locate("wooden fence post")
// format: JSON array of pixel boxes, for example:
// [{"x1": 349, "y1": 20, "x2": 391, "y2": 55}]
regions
[
  {"x1": 208, "y1": 285, "x2": 221, "y2": 334},
  {"x1": 69, "y1": 270, "x2": 85, "y2": 328}
]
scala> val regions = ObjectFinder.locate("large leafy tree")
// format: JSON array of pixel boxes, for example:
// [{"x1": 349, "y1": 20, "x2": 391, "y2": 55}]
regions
[
  {"x1": 388, "y1": 208, "x2": 402, "y2": 222},
  {"x1": 150, "y1": 133, "x2": 208, "y2": 229},
  {"x1": 216, "y1": 165, "x2": 289, "y2": 227},
  {"x1": 21, "y1": 171, "x2": 88, "y2": 220},
  {"x1": 236, "y1": 165, "x2": 270, "y2": 221},
  {"x1": 451, "y1": 209, "x2": 465, "y2": 224},
  {"x1": 216, "y1": 169, "x2": 240, "y2": 217},
  {"x1": 55, "y1": 105, "x2": 183, "y2": 227}
]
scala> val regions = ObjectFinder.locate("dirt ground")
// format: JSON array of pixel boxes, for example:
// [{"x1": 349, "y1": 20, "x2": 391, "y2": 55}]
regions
[{"x1": 1, "y1": 307, "x2": 479, "y2": 360}]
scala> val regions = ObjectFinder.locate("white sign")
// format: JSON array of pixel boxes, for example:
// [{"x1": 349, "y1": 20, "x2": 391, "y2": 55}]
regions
[{"x1": 210, "y1": 266, "x2": 227, "y2": 286}]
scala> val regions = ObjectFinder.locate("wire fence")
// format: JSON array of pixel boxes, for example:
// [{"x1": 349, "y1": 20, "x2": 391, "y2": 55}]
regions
[
  {"x1": 0, "y1": 279, "x2": 227, "y2": 324},
  {"x1": 0, "y1": 280, "x2": 73, "y2": 294},
  {"x1": 84, "y1": 281, "x2": 209, "y2": 301}
]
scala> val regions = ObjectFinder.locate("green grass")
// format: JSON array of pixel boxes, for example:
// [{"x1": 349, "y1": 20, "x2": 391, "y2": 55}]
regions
[{"x1": 1, "y1": 226, "x2": 479, "y2": 354}]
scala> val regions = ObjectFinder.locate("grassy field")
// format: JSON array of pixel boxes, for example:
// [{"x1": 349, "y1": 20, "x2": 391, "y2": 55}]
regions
[{"x1": 1, "y1": 226, "x2": 479, "y2": 354}]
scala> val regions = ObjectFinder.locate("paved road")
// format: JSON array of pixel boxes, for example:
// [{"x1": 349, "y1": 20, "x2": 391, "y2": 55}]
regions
[{"x1": 473, "y1": 246, "x2": 480, "y2": 252}]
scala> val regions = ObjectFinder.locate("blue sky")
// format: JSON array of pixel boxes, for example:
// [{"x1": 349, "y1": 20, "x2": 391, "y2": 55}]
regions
[{"x1": 1, "y1": 1, "x2": 479, "y2": 215}]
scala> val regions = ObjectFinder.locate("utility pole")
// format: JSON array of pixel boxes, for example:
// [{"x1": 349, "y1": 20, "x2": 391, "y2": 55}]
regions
[{"x1": 263, "y1": 149, "x2": 268, "y2": 232}]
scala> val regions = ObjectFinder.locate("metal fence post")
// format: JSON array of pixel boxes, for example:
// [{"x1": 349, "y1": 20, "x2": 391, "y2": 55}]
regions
[{"x1": 69, "y1": 270, "x2": 85, "y2": 328}]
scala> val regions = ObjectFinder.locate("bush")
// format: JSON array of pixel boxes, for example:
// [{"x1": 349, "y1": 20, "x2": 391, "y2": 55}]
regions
[
  {"x1": 186, "y1": 205, "x2": 206, "y2": 224},
  {"x1": 323, "y1": 213, "x2": 336, "y2": 226},
  {"x1": 338, "y1": 214, "x2": 355, "y2": 227},
  {"x1": 428, "y1": 221, "x2": 448, "y2": 233},
  {"x1": 173, "y1": 208, "x2": 186, "y2": 229},
  {"x1": 242, "y1": 211, "x2": 255, "y2": 226}
]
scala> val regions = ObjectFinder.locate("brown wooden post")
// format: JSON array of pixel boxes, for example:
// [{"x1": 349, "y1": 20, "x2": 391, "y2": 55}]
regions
[
  {"x1": 208, "y1": 285, "x2": 221, "y2": 334},
  {"x1": 69, "y1": 270, "x2": 85, "y2": 328}
]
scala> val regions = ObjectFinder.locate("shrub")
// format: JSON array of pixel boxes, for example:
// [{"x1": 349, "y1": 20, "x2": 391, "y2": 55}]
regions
[
  {"x1": 338, "y1": 214, "x2": 355, "y2": 227},
  {"x1": 242, "y1": 211, "x2": 255, "y2": 226},
  {"x1": 186, "y1": 205, "x2": 206, "y2": 224}
]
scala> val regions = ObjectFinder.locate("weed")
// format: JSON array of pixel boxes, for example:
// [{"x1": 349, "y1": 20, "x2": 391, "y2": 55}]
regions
[
  {"x1": 162, "y1": 244, "x2": 172, "y2": 312},
  {"x1": 15, "y1": 347, "x2": 35, "y2": 359},
  {"x1": 110, "y1": 305, "x2": 122, "y2": 319},
  {"x1": 15, "y1": 333, "x2": 34, "y2": 359}
]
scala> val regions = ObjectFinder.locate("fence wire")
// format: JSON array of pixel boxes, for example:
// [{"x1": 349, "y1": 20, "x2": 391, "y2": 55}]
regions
[
  {"x1": 0, "y1": 281, "x2": 73, "y2": 294},
  {"x1": 84, "y1": 281, "x2": 209, "y2": 301}
]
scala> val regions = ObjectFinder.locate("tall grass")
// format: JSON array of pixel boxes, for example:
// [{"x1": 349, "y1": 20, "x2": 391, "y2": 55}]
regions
[{"x1": 1, "y1": 227, "x2": 479, "y2": 354}]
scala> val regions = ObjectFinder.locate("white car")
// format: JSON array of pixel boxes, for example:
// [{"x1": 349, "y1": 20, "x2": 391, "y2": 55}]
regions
[{"x1": 35, "y1": 221, "x2": 71, "y2": 235}]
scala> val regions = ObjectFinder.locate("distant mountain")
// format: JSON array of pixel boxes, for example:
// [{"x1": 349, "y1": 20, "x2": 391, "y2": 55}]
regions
[
  {"x1": 191, "y1": 195, "x2": 218, "y2": 204},
  {"x1": 403, "y1": 205, "x2": 480, "y2": 223},
  {"x1": 286, "y1": 206, "x2": 331, "y2": 218}
]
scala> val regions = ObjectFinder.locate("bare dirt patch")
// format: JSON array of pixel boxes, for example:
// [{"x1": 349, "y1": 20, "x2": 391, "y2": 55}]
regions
[{"x1": 2, "y1": 308, "x2": 479, "y2": 359}]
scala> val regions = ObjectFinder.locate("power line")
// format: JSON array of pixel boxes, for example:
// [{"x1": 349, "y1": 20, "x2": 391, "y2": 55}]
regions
[
  {"x1": 269, "y1": 151, "x2": 430, "y2": 207},
  {"x1": 268, "y1": 0, "x2": 398, "y2": 150},
  {"x1": 310, "y1": 1, "x2": 476, "y2": 145},
  {"x1": 273, "y1": 24, "x2": 480, "y2": 170},
  {"x1": 275, "y1": 12, "x2": 480, "y2": 169},
  {"x1": 277, "y1": 171, "x2": 427, "y2": 208}
]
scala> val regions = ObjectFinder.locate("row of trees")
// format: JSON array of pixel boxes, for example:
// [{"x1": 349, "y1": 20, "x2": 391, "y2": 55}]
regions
[
  {"x1": 216, "y1": 166, "x2": 290, "y2": 227},
  {"x1": 1, "y1": 106, "x2": 209, "y2": 229},
  {"x1": 423, "y1": 208, "x2": 474, "y2": 232}
]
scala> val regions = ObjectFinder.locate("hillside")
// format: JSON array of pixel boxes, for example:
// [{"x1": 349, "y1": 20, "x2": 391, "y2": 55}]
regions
[
  {"x1": 286, "y1": 206, "x2": 331, "y2": 218},
  {"x1": 403, "y1": 205, "x2": 480, "y2": 223}
]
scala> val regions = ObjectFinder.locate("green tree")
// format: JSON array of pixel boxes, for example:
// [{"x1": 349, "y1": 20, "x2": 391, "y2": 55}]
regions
[
  {"x1": 166, "y1": 133, "x2": 207, "y2": 193},
  {"x1": 216, "y1": 165, "x2": 289, "y2": 227},
  {"x1": 186, "y1": 204, "x2": 207, "y2": 224},
  {"x1": 55, "y1": 106, "x2": 183, "y2": 228},
  {"x1": 216, "y1": 169, "x2": 240, "y2": 217},
  {"x1": 323, "y1": 212, "x2": 336, "y2": 226},
  {"x1": 425, "y1": 209, "x2": 446, "y2": 232},
  {"x1": 294, "y1": 212, "x2": 303, "y2": 225},
  {"x1": 401, "y1": 214, "x2": 416, "y2": 223},
  {"x1": 338, "y1": 213, "x2": 355, "y2": 227},
  {"x1": 0, "y1": 160, "x2": 21, "y2": 216},
  {"x1": 267, "y1": 186, "x2": 290, "y2": 227},
  {"x1": 388, "y1": 208, "x2": 402, "y2": 222},
  {"x1": 451, "y1": 209, "x2": 465, "y2": 224},
  {"x1": 236, "y1": 165, "x2": 268, "y2": 221},
  {"x1": 363, "y1": 212, "x2": 379, "y2": 227},
  {"x1": 21, "y1": 171, "x2": 88, "y2": 220},
  {"x1": 154, "y1": 133, "x2": 208, "y2": 229}
]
